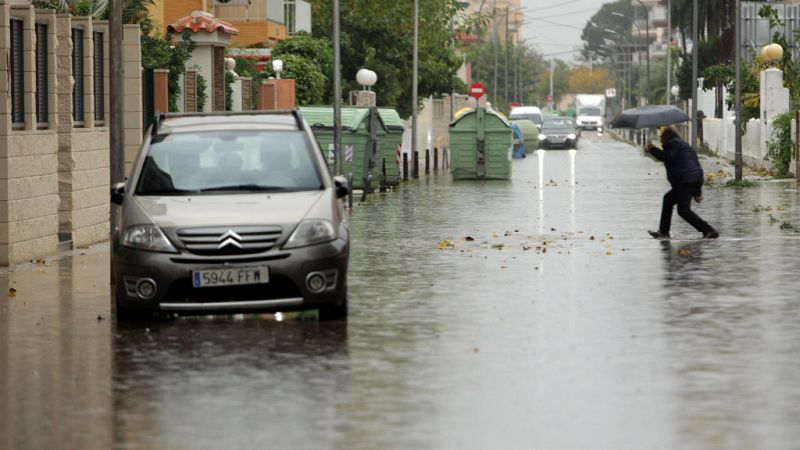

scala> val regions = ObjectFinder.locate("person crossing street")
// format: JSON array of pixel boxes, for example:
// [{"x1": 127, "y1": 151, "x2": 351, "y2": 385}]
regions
[{"x1": 645, "y1": 127, "x2": 719, "y2": 239}]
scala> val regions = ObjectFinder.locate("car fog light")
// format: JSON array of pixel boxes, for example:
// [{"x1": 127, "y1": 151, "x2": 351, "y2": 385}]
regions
[
  {"x1": 136, "y1": 279, "x2": 157, "y2": 299},
  {"x1": 306, "y1": 272, "x2": 326, "y2": 293}
]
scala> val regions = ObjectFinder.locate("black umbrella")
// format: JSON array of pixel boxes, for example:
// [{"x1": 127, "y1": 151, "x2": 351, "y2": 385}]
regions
[{"x1": 610, "y1": 105, "x2": 691, "y2": 129}]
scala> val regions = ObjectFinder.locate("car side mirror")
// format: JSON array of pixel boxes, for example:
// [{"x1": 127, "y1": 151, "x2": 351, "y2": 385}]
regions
[
  {"x1": 111, "y1": 182, "x2": 125, "y2": 205},
  {"x1": 333, "y1": 176, "x2": 349, "y2": 199}
]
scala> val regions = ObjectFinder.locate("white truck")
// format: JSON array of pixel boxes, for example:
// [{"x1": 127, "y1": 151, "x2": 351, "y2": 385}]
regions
[{"x1": 574, "y1": 94, "x2": 606, "y2": 131}]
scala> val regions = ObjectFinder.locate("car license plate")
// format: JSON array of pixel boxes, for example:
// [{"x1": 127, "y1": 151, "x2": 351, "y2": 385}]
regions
[{"x1": 192, "y1": 267, "x2": 269, "y2": 288}]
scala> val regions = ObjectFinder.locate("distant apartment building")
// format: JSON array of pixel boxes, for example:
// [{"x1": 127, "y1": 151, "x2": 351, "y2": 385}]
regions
[
  {"x1": 455, "y1": 0, "x2": 524, "y2": 85},
  {"x1": 148, "y1": 0, "x2": 310, "y2": 47}
]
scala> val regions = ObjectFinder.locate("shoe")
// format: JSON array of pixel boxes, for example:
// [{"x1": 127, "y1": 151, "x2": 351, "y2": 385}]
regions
[
  {"x1": 703, "y1": 230, "x2": 719, "y2": 239},
  {"x1": 648, "y1": 230, "x2": 671, "y2": 239}
]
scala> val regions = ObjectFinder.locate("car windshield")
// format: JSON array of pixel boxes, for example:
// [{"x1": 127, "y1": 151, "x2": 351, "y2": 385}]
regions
[
  {"x1": 136, "y1": 130, "x2": 323, "y2": 195},
  {"x1": 542, "y1": 118, "x2": 574, "y2": 131},
  {"x1": 510, "y1": 113, "x2": 543, "y2": 125},
  {"x1": 579, "y1": 107, "x2": 602, "y2": 116}
]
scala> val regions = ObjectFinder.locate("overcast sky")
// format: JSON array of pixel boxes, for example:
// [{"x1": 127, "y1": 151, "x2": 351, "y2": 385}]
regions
[{"x1": 519, "y1": 0, "x2": 609, "y2": 62}]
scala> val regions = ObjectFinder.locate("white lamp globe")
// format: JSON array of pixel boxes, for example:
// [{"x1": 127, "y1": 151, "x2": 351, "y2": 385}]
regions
[
  {"x1": 356, "y1": 68, "x2": 378, "y2": 89},
  {"x1": 272, "y1": 59, "x2": 283, "y2": 73},
  {"x1": 670, "y1": 85, "x2": 680, "y2": 97}
]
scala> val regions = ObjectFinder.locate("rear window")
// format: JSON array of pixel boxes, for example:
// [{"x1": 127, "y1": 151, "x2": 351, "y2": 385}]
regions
[{"x1": 136, "y1": 130, "x2": 323, "y2": 195}]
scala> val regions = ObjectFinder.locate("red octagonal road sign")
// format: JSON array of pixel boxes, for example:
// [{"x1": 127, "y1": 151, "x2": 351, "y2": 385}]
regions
[{"x1": 469, "y1": 82, "x2": 485, "y2": 99}]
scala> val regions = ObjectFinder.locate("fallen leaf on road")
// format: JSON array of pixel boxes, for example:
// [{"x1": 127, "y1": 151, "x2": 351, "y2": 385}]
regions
[
  {"x1": 491, "y1": 243, "x2": 505, "y2": 250},
  {"x1": 677, "y1": 248, "x2": 692, "y2": 256},
  {"x1": 8, "y1": 288, "x2": 16, "y2": 297},
  {"x1": 473, "y1": 347, "x2": 480, "y2": 353},
  {"x1": 438, "y1": 240, "x2": 457, "y2": 250},
  {"x1": 589, "y1": 236, "x2": 595, "y2": 240},
  {"x1": 464, "y1": 236, "x2": 475, "y2": 241}
]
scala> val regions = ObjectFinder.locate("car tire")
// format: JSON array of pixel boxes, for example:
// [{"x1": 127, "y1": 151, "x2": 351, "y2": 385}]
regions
[{"x1": 318, "y1": 293, "x2": 348, "y2": 321}]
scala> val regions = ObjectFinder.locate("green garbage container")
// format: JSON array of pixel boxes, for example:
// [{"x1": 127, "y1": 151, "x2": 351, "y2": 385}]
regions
[
  {"x1": 299, "y1": 106, "x2": 387, "y2": 190},
  {"x1": 377, "y1": 108, "x2": 404, "y2": 186},
  {"x1": 512, "y1": 118, "x2": 539, "y2": 153},
  {"x1": 449, "y1": 107, "x2": 512, "y2": 180}
]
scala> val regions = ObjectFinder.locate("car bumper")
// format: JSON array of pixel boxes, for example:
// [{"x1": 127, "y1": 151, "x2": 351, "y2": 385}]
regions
[
  {"x1": 112, "y1": 236, "x2": 349, "y2": 315},
  {"x1": 543, "y1": 139, "x2": 576, "y2": 148}
]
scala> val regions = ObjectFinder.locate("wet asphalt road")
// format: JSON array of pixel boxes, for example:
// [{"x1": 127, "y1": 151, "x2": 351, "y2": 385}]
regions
[{"x1": 2, "y1": 133, "x2": 800, "y2": 450}]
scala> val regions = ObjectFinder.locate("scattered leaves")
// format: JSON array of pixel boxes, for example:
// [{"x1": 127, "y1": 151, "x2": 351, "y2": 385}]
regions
[
  {"x1": 438, "y1": 240, "x2": 457, "y2": 250},
  {"x1": 8, "y1": 288, "x2": 16, "y2": 298}
]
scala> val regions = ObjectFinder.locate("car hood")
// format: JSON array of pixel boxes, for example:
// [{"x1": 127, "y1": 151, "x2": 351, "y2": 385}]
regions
[
  {"x1": 133, "y1": 190, "x2": 326, "y2": 229},
  {"x1": 542, "y1": 128, "x2": 575, "y2": 134}
]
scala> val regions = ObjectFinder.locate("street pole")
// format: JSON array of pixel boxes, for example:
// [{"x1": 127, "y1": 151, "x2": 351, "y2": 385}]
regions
[
  {"x1": 691, "y1": 0, "x2": 698, "y2": 146},
  {"x1": 109, "y1": 0, "x2": 124, "y2": 186},
  {"x1": 450, "y1": 9, "x2": 455, "y2": 121},
  {"x1": 735, "y1": 0, "x2": 742, "y2": 181},
  {"x1": 637, "y1": 0, "x2": 649, "y2": 105},
  {"x1": 666, "y1": 0, "x2": 671, "y2": 103},
  {"x1": 504, "y1": 8, "x2": 509, "y2": 112},
  {"x1": 412, "y1": 0, "x2": 419, "y2": 166},
  {"x1": 333, "y1": 0, "x2": 342, "y2": 176},
  {"x1": 492, "y1": 0, "x2": 498, "y2": 107},
  {"x1": 549, "y1": 58, "x2": 554, "y2": 110}
]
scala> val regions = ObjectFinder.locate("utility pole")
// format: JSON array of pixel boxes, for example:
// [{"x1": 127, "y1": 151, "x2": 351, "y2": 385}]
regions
[
  {"x1": 666, "y1": 0, "x2": 671, "y2": 103},
  {"x1": 450, "y1": 8, "x2": 456, "y2": 120},
  {"x1": 492, "y1": 0, "x2": 498, "y2": 107},
  {"x1": 735, "y1": 0, "x2": 742, "y2": 181},
  {"x1": 691, "y1": 0, "x2": 698, "y2": 146},
  {"x1": 549, "y1": 58, "x2": 554, "y2": 110},
  {"x1": 109, "y1": 0, "x2": 124, "y2": 186},
  {"x1": 637, "y1": 0, "x2": 649, "y2": 105},
  {"x1": 333, "y1": 0, "x2": 342, "y2": 175},
  {"x1": 412, "y1": 0, "x2": 419, "y2": 165},
  {"x1": 504, "y1": 7, "x2": 509, "y2": 112}
]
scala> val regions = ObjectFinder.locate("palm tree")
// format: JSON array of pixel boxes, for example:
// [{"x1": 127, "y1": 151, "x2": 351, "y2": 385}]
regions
[{"x1": 31, "y1": 0, "x2": 154, "y2": 25}]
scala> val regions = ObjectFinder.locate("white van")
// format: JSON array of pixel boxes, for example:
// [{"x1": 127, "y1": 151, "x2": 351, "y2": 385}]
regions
[{"x1": 509, "y1": 106, "x2": 544, "y2": 128}]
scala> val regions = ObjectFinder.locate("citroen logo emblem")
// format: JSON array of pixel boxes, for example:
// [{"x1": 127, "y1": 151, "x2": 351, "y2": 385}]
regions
[{"x1": 217, "y1": 230, "x2": 243, "y2": 249}]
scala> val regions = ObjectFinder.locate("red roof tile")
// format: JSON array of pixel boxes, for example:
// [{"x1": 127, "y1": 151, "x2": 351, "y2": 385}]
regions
[{"x1": 168, "y1": 11, "x2": 239, "y2": 36}]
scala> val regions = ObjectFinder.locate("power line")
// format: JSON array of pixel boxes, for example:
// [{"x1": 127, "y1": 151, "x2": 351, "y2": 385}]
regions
[
  {"x1": 519, "y1": 7, "x2": 600, "y2": 21},
  {"x1": 532, "y1": 0, "x2": 582, "y2": 13}
]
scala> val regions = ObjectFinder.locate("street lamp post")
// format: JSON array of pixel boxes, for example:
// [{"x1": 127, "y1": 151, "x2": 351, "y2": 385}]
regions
[
  {"x1": 636, "y1": 0, "x2": 650, "y2": 105},
  {"x1": 691, "y1": 0, "x2": 698, "y2": 146},
  {"x1": 734, "y1": 0, "x2": 742, "y2": 180},
  {"x1": 332, "y1": 0, "x2": 342, "y2": 176},
  {"x1": 666, "y1": 0, "x2": 672, "y2": 104},
  {"x1": 612, "y1": 11, "x2": 649, "y2": 105},
  {"x1": 412, "y1": 0, "x2": 419, "y2": 167},
  {"x1": 604, "y1": 29, "x2": 632, "y2": 110}
]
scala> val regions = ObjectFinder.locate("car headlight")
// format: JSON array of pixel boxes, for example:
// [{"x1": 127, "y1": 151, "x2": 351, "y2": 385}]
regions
[
  {"x1": 122, "y1": 224, "x2": 177, "y2": 253},
  {"x1": 576, "y1": 119, "x2": 582, "y2": 125},
  {"x1": 568, "y1": 133, "x2": 576, "y2": 140},
  {"x1": 284, "y1": 219, "x2": 336, "y2": 249},
  {"x1": 538, "y1": 134, "x2": 547, "y2": 140}
]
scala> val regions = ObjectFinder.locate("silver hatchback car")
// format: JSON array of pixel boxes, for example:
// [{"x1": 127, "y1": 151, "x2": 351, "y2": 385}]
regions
[{"x1": 111, "y1": 111, "x2": 350, "y2": 320}]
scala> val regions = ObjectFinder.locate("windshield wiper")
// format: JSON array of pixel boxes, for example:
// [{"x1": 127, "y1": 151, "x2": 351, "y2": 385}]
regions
[{"x1": 198, "y1": 184, "x2": 288, "y2": 192}]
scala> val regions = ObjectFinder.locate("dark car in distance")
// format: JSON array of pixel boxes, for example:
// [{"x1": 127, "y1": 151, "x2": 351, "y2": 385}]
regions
[{"x1": 538, "y1": 117, "x2": 579, "y2": 149}]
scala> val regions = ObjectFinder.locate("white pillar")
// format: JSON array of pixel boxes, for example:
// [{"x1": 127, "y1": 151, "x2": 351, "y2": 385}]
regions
[
  {"x1": 759, "y1": 67, "x2": 790, "y2": 160},
  {"x1": 230, "y1": 77, "x2": 242, "y2": 111}
]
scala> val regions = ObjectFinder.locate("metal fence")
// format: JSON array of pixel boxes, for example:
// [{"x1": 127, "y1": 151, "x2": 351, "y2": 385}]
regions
[{"x1": 742, "y1": 2, "x2": 800, "y2": 62}]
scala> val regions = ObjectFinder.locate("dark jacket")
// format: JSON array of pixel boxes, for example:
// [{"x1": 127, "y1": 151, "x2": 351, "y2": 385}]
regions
[{"x1": 648, "y1": 136, "x2": 704, "y2": 186}]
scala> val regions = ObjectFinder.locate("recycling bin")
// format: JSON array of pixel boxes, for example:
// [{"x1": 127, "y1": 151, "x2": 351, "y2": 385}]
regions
[
  {"x1": 449, "y1": 107, "x2": 512, "y2": 180},
  {"x1": 299, "y1": 106, "x2": 387, "y2": 190},
  {"x1": 512, "y1": 118, "x2": 539, "y2": 153},
  {"x1": 377, "y1": 108, "x2": 404, "y2": 187}
]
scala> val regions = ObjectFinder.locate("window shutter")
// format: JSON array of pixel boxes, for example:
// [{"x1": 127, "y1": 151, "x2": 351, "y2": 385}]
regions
[
  {"x1": 10, "y1": 19, "x2": 25, "y2": 126},
  {"x1": 93, "y1": 32, "x2": 104, "y2": 123},
  {"x1": 36, "y1": 23, "x2": 49, "y2": 126},
  {"x1": 72, "y1": 28, "x2": 85, "y2": 123}
]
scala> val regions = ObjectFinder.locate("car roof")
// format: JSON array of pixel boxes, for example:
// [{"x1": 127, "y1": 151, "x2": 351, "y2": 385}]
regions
[
  {"x1": 510, "y1": 106, "x2": 542, "y2": 115},
  {"x1": 157, "y1": 111, "x2": 302, "y2": 134}
]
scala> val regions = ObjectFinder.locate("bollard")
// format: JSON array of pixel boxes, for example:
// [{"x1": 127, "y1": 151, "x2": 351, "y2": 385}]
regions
[
  {"x1": 380, "y1": 159, "x2": 387, "y2": 193},
  {"x1": 403, "y1": 153, "x2": 409, "y2": 180},
  {"x1": 413, "y1": 151, "x2": 419, "y2": 178},
  {"x1": 425, "y1": 149, "x2": 430, "y2": 174},
  {"x1": 347, "y1": 173, "x2": 354, "y2": 210},
  {"x1": 433, "y1": 147, "x2": 438, "y2": 173},
  {"x1": 443, "y1": 148, "x2": 449, "y2": 169}
]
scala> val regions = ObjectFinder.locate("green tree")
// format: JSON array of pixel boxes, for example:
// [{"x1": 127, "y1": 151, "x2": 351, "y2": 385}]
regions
[{"x1": 311, "y1": 0, "x2": 464, "y2": 118}]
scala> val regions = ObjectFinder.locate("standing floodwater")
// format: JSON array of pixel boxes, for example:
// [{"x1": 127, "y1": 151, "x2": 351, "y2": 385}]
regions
[{"x1": 1, "y1": 134, "x2": 800, "y2": 450}]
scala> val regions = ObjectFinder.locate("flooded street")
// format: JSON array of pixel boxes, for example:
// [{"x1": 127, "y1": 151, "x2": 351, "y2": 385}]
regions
[{"x1": 3, "y1": 134, "x2": 800, "y2": 449}]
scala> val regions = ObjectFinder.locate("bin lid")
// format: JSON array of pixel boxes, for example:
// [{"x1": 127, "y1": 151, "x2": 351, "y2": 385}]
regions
[
  {"x1": 377, "y1": 108, "x2": 405, "y2": 131},
  {"x1": 299, "y1": 106, "x2": 387, "y2": 132},
  {"x1": 449, "y1": 107, "x2": 511, "y2": 128}
]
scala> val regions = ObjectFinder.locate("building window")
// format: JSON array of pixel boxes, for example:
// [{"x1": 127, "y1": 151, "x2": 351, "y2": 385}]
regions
[
  {"x1": 10, "y1": 19, "x2": 25, "y2": 128},
  {"x1": 72, "y1": 28, "x2": 85, "y2": 124},
  {"x1": 93, "y1": 31, "x2": 104, "y2": 124},
  {"x1": 284, "y1": 0, "x2": 296, "y2": 35},
  {"x1": 36, "y1": 23, "x2": 49, "y2": 127}
]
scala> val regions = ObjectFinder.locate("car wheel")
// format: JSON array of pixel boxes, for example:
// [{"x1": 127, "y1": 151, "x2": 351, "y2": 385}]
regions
[{"x1": 318, "y1": 293, "x2": 348, "y2": 321}]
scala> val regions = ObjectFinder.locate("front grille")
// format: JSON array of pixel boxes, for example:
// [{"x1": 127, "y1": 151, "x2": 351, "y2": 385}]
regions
[
  {"x1": 177, "y1": 226, "x2": 283, "y2": 255},
  {"x1": 164, "y1": 275, "x2": 302, "y2": 303}
]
